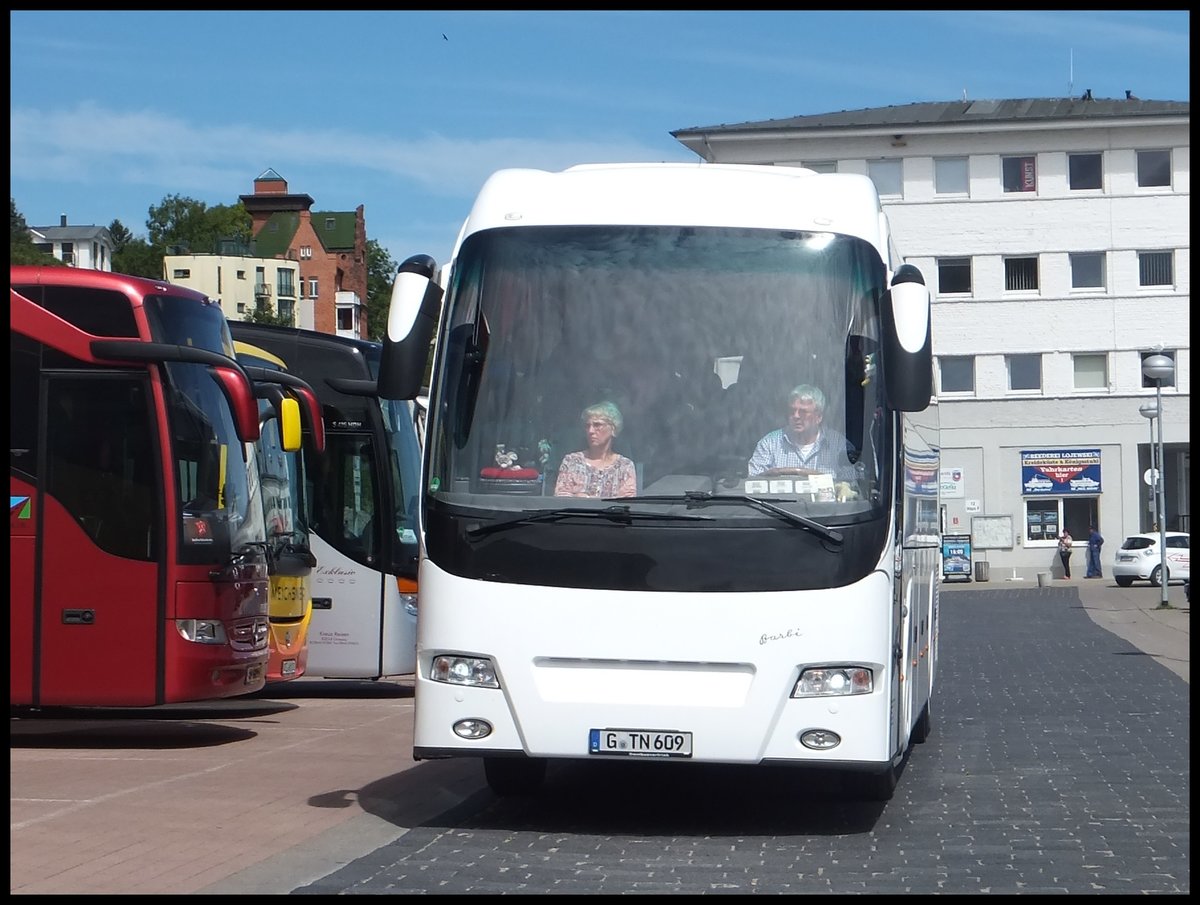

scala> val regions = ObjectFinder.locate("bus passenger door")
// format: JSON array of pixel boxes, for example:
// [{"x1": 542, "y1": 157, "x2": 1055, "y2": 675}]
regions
[
  {"x1": 306, "y1": 432, "x2": 416, "y2": 678},
  {"x1": 34, "y1": 375, "x2": 164, "y2": 706}
]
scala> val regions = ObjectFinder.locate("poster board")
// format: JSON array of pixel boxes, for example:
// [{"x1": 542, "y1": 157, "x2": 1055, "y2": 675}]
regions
[
  {"x1": 971, "y1": 515, "x2": 1014, "y2": 550},
  {"x1": 941, "y1": 534, "x2": 972, "y2": 581}
]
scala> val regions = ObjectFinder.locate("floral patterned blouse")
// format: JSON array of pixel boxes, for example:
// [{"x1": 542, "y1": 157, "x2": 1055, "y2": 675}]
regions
[{"x1": 553, "y1": 452, "x2": 637, "y2": 498}]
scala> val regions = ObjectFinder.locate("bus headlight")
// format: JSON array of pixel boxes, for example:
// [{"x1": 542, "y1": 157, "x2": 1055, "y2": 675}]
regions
[
  {"x1": 430, "y1": 654, "x2": 499, "y2": 688},
  {"x1": 176, "y1": 619, "x2": 228, "y2": 645},
  {"x1": 792, "y1": 666, "x2": 873, "y2": 697}
]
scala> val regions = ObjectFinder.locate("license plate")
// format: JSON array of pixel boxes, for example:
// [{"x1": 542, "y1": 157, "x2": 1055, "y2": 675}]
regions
[
  {"x1": 245, "y1": 664, "x2": 264, "y2": 685},
  {"x1": 589, "y1": 728, "x2": 693, "y2": 758},
  {"x1": 281, "y1": 659, "x2": 297, "y2": 677}
]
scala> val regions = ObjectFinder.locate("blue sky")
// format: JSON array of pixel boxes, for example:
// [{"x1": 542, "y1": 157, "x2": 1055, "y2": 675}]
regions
[{"x1": 10, "y1": 10, "x2": 1190, "y2": 267}]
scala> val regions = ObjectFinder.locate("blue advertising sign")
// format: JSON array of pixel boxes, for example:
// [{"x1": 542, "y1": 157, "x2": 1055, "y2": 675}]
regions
[
  {"x1": 942, "y1": 533, "x2": 972, "y2": 580},
  {"x1": 1021, "y1": 449, "x2": 1101, "y2": 496}
]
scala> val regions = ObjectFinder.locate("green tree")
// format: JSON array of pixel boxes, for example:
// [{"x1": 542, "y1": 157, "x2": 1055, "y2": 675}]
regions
[
  {"x1": 107, "y1": 218, "x2": 134, "y2": 253},
  {"x1": 10, "y1": 197, "x2": 61, "y2": 266},
  {"x1": 243, "y1": 298, "x2": 295, "y2": 328},
  {"x1": 146, "y1": 194, "x2": 251, "y2": 253},
  {"x1": 365, "y1": 239, "x2": 397, "y2": 341},
  {"x1": 114, "y1": 237, "x2": 166, "y2": 279}
]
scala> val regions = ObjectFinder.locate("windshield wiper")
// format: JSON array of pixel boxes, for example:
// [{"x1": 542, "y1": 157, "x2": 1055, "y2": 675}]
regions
[
  {"x1": 466, "y1": 504, "x2": 711, "y2": 539},
  {"x1": 623, "y1": 491, "x2": 844, "y2": 545}
]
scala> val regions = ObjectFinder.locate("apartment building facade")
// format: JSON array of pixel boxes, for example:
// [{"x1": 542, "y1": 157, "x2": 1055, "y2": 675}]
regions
[
  {"x1": 672, "y1": 96, "x2": 1190, "y2": 578},
  {"x1": 163, "y1": 249, "x2": 310, "y2": 330}
]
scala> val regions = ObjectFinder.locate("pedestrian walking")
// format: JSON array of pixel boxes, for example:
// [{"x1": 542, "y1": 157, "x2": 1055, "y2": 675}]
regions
[
  {"x1": 1085, "y1": 525, "x2": 1104, "y2": 578},
  {"x1": 1058, "y1": 529, "x2": 1074, "y2": 579}
]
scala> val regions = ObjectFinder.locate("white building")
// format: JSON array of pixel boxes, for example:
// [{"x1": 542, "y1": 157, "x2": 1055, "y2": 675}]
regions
[
  {"x1": 29, "y1": 214, "x2": 114, "y2": 271},
  {"x1": 672, "y1": 95, "x2": 1189, "y2": 580},
  {"x1": 163, "y1": 250, "x2": 314, "y2": 331}
]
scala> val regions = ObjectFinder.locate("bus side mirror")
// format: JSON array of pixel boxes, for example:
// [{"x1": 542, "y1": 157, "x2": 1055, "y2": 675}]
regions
[
  {"x1": 209, "y1": 366, "x2": 263, "y2": 443},
  {"x1": 277, "y1": 395, "x2": 302, "y2": 453},
  {"x1": 882, "y1": 264, "x2": 932, "y2": 412},
  {"x1": 378, "y1": 254, "x2": 443, "y2": 401}
]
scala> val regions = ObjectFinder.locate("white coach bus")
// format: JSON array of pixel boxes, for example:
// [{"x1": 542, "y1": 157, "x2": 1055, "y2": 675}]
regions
[{"x1": 380, "y1": 163, "x2": 940, "y2": 801}]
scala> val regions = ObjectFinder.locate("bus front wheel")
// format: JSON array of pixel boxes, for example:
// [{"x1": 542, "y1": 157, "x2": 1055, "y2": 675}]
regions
[{"x1": 484, "y1": 756, "x2": 547, "y2": 796}]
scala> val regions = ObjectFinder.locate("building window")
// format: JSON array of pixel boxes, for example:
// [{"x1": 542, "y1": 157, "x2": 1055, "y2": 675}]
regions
[
  {"x1": 308, "y1": 277, "x2": 319, "y2": 298},
  {"x1": 1069, "y1": 252, "x2": 1105, "y2": 289},
  {"x1": 60, "y1": 241, "x2": 75, "y2": 266},
  {"x1": 277, "y1": 299, "x2": 295, "y2": 325},
  {"x1": 35, "y1": 242, "x2": 52, "y2": 255},
  {"x1": 1136, "y1": 149, "x2": 1171, "y2": 187},
  {"x1": 936, "y1": 258, "x2": 972, "y2": 295},
  {"x1": 337, "y1": 306, "x2": 355, "y2": 331},
  {"x1": 1001, "y1": 155, "x2": 1037, "y2": 193},
  {"x1": 867, "y1": 159, "x2": 902, "y2": 197},
  {"x1": 236, "y1": 302, "x2": 246, "y2": 314},
  {"x1": 802, "y1": 160, "x2": 837, "y2": 173},
  {"x1": 938, "y1": 356, "x2": 974, "y2": 394},
  {"x1": 325, "y1": 218, "x2": 337, "y2": 230},
  {"x1": 1140, "y1": 350, "x2": 1176, "y2": 388},
  {"x1": 237, "y1": 270, "x2": 247, "y2": 280},
  {"x1": 299, "y1": 245, "x2": 313, "y2": 259},
  {"x1": 934, "y1": 156, "x2": 968, "y2": 194},
  {"x1": 1025, "y1": 499, "x2": 1061, "y2": 545},
  {"x1": 1004, "y1": 256, "x2": 1039, "y2": 291},
  {"x1": 277, "y1": 269, "x2": 296, "y2": 297},
  {"x1": 1138, "y1": 251, "x2": 1173, "y2": 287},
  {"x1": 1073, "y1": 353, "x2": 1108, "y2": 390},
  {"x1": 172, "y1": 269, "x2": 191, "y2": 279},
  {"x1": 1067, "y1": 152, "x2": 1103, "y2": 190},
  {"x1": 1007, "y1": 354, "x2": 1042, "y2": 392}
]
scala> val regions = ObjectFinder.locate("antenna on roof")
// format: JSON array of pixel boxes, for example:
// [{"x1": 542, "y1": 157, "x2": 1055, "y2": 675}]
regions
[{"x1": 1068, "y1": 48, "x2": 1073, "y2": 96}]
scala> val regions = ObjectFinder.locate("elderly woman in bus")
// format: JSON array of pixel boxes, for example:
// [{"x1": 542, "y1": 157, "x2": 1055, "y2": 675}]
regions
[{"x1": 553, "y1": 401, "x2": 637, "y2": 499}]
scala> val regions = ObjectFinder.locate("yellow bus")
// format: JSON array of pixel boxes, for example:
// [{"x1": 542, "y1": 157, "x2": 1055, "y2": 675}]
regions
[{"x1": 234, "y1": 340, "x2": 324, "y2": 684}]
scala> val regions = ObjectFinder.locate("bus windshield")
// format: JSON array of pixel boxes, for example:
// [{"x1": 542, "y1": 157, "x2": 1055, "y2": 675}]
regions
[
  {"x1": 429, "y1": 225, "x2": 890, "y2": 521},
  {"x1": 144, "y1": 294, "x2": 263, "y2": 562}
]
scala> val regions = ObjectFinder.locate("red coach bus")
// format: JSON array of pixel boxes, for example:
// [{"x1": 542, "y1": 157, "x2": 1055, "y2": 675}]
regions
[{"x1": 10, "y1": 266, "x2": 272, "y2": 709}]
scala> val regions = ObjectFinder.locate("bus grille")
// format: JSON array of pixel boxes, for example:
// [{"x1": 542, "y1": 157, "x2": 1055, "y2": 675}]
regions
[{"x1": 230, "y1": 617, "x2": 270, "y2": 652}]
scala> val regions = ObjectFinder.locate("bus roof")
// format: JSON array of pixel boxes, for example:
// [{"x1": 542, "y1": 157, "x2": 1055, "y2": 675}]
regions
[{"x1": 457, "y1": 163, "x2": 888, "y2": 262}]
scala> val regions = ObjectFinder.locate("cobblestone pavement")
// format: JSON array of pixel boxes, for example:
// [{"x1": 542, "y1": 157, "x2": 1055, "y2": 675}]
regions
[{"x1": 292, "y1": 586, "x2": 1189, "y2": 895}]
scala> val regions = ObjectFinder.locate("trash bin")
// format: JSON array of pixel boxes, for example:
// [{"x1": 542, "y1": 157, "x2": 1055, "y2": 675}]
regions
[
  {"x1": 1037, "y1": 572, "x2": 1052, "y2": 588},
  {"x1": 974, "y1": 561, "x2": 989, "y2": 582}
]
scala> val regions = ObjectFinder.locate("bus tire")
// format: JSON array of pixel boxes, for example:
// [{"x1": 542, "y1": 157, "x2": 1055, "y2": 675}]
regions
[
  {"x1": 484, "y1": 756, "x2": 547, "y2": 796},
  {"x1": 912, "y1": 701, "x2": 933, "y2": 744}
]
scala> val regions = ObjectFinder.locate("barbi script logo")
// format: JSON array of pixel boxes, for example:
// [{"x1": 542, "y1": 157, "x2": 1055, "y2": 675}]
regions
[{"x1": 760, "y1": 627, "x2": 804, "y2": 645}]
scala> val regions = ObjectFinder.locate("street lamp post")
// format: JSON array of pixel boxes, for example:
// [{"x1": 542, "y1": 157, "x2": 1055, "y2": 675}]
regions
[
  {"x1": 1138, "y1": 402, "x2": 1158, "y2": 531},
  {"x1": 1141, "y1": 354, "x2": 1175, "y2": 609}
]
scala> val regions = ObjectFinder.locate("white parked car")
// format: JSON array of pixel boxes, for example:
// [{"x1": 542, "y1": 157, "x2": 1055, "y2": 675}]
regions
[{"x1": 1111, "y1": 531, "x2": 1190, "y2": 587}]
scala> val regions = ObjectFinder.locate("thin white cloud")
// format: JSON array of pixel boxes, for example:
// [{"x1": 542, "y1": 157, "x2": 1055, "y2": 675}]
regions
[{"x1": 11, "y1": 102, "x2": 693, "y2": 205}]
